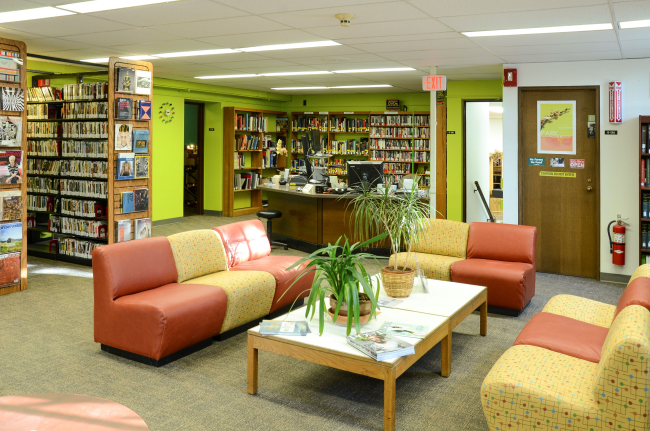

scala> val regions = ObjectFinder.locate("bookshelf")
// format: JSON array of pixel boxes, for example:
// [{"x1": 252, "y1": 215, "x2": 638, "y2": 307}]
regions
[
  {"x1": 222, "y1": 107, "x2": 287, "y2": 217},
  {"x1": 639, "y1": 116, "x2": 650, "y2": 264},
  {"x1": 0, "y1": 37, "x2": 27, "y2": 296}
]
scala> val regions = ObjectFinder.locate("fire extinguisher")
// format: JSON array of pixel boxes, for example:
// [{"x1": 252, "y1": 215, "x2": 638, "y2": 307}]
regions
[{"x1": 608, "y1": 215, "x2": 629, "y2": 266}]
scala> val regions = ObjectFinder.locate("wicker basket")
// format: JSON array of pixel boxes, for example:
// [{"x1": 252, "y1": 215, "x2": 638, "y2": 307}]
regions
[{"x1": 381, "y1": 266, "x2": 416, "y2": 298}]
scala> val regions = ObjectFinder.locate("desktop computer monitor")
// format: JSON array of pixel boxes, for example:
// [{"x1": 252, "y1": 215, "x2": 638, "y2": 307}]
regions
[{"x1": 348, "y1": 161, "x2": 383, "y2": 189}]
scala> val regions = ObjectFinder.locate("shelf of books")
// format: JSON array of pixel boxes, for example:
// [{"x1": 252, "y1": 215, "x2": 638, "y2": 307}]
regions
[
  {"x1": 0, "y1": 37, "x2": 27, "y2": 296},
  {"x1": 222, "y1": 107, "x2": 288, "y2": 217},
  {"x1": 639, "y1": 116, "x2": 650, "y2": 265},
  {"x1": 25, "y1": 57, "x2": 152, "y2": 266}
]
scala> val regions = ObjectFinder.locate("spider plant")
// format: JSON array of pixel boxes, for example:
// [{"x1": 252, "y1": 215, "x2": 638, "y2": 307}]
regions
[{"x1": 283, "y1": 232, "x2": 388, "y2": 336}]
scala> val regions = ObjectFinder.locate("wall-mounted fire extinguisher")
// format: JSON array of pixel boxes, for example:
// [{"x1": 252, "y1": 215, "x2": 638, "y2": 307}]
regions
[{"x1": 608, "y1": 215, "x2": 629, "y2": 266}]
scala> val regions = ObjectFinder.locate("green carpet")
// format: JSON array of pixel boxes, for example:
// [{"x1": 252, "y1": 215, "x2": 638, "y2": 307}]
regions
[{"x1": 0, "y1": 215, "x2": 625, "y2": 430}]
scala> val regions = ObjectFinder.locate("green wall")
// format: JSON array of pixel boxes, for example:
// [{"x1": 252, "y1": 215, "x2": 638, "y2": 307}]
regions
[
  {"x1": 445, "y1": 80, "x2": 503, "y2": 221},
  {"x1": 280, "y1": 92, "x2": 430, "y2": 113}
]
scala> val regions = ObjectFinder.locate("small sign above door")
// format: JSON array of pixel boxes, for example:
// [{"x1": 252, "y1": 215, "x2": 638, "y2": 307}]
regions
[
  {"x1": 605, "y1": 130, "x2": 618, "y2": 135},
  {"x1": 528, "y1": 157, "x2": 545, "y2": 166},
  {"x1": 539, "y1": 171, "x2": 576, "y2": 178}
]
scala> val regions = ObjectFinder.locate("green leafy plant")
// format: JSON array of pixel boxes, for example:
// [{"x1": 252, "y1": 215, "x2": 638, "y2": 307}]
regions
[{"x1": 283, "y1": 233, "x2": 388, "y2": 336}]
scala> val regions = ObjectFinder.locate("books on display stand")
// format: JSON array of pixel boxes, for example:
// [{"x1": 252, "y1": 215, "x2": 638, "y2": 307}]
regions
[
  {"x1": 116, "y1": 220, "x2": 131, "y2": 242},
  {"x1": 132, "y1": 130, "x2": 149, "y2": 153},
  {"x1": 116, "y1": 153, "x2": 135, "y2": 180},
  {"x1": 134, "y1": 218, "x2": 151, "y2": 239}
]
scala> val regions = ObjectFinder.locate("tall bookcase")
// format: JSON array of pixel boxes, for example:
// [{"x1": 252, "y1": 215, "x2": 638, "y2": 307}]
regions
[
  {"x1": 0, "y1": 37, "x2": 27, "y2": 296},
  {"x1": 222, "y1": 107, "x2": 287, "y2": 217},
  {"x1": 639, "y1": 116, "x2": 650, "y2": 265}
]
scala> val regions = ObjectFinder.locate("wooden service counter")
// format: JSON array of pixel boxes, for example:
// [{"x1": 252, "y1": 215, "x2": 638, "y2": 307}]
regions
[{"x1": 258, "y1": 184, "x2": 389, "y2": 254}]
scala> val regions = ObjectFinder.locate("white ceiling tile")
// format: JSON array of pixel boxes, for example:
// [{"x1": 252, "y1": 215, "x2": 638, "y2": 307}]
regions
[
  {"x1": 334, "y1": 32, "x2": 463, "y2": 45},
  {"x1": 23, "y1": 37, "x2": 93, "y2": 53},
  {"x1": 288, "y1": 53, "x2": 389, "y2": 65},
  {"x1": 37, "y1": 47, "x2": 139, "y2": 60},
  {"x1": 297, "y1": 60, "x2": 408, "y2": 70},
  {"x1": 349, "y1": 38, "x2": 477, "y2": 53},
  {"x1": 112, "y1": 40, "x2": 226, "y2": 55},
  {"x1": 408, "y1": 0, "x2": 608, "y2": 17},
  {"x1": 1, "y1": 15, "x2": 135, "y2": 37},
  {"x1": 202, "y1": 59, "x2": 301, "y2": 69},
  {"x1": 380, "y1": 47, "x2": 493, "y2": 61},
  {"x1": 473, "y1": 30, "x2": 618, "y2": 47},
  {"x1": 622, "y1": 48, "x2": 650, "y2": 58},
  {"x1": 87, "y1": 0, "x2": 250, "y2": 27},
  {"x1": 180, "y1": 52, "x2": 273, "y2": 64},
  {"x1": 0, "y1": 0, "x2": 44, "y2": 13},
  {"x1": 398, "y1": 56, "x2": 504, "y2": 67},
  {"x1": 307, "y1": 19, "x2": 453, "y2": 39},
  {"x1": 490, "y1": 41, "x2": 620, "y2": 55},
  {"x1": 437, "y1": 64, "x2": 503, "y2": 73},
  {"x1": 61, "y1": 28, "x2": 179, "y2": 47},
  {"x1": 613, "y1": 0, "x2": 650, "y2": 21},
  {"x1": 501, "y1": 50, "x2": 622, "y2": 62},
  {"x1": 227, "y1": 65, "x2": 326, "y2": 73},
  {"x1": 151, "y1": 16, "x2": 292, "y2": 39},
  {"x1": 621, "y1": 39, "x2": 650, "y2": 50},
  {"x1": 0, "y1": 27, "x2": 43, "y2": 42},
  {"x1": 213, "y1": 0, "x2": 401, "y2": 15},
  {"x1": 197, "y1": 30, "x2": 328, "y2": 49},
  {"x1": 258, "y1": 45, "x2": 369, "y2": 60},
  {"x1": 437, "y1": 5, "x2": 613, "y2": 32},
  {"x1": 619, "y1": 28, "x2": 650, "y2": 40}
]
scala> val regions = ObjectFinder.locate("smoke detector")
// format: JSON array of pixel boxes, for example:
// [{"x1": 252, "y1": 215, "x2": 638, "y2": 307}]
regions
[{"x1": 335, "y1": 13, "x2": 356, "y2": 27}]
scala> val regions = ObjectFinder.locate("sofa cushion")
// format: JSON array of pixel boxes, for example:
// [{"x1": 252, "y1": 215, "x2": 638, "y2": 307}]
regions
[
  {"x1": 614, "y1": 276, "x2": 650, "y2": 319},
  {"x1": 629, "y1": 263, "x2": 650, "y2": 283},
  {"x1": 389, "y1": 252, "x2": 464, "y2": 281},
  {"x1": 451, "y1": 259, "x2": 535, "y2": 311},
  {"x1": 183, "y1": 271, "x2": 275, "y2": 333},
  {"x1": 513, "y1": 312, "x2": 608, "y2": 363},
  {"x1": 112, "y1": 283, "x2": 227, "y2": 360},
  {"x1": 411, "y1": 219, "x2": 469, "y2": 258},
  {"x1": 93, "y1": 236, "x2": 178, "y2": 300},
  {"x1": 466, "y1": 222, "x2": 537, "y2": 265},
  {"x1": 230, "y1": 256, "x2": 314, "y2": 313},
  {"x1": 168, "y1": 230, "x2": 228, "y2": 283},
  {"x1": 542, "y1": 294, "x2": 616, "y2": 328},
  {"x1": 213, "y1": 220, "x2": 271, "y2": 266}
]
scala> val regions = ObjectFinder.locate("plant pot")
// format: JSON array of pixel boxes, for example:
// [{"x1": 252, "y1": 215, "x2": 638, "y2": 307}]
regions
[
  {"x1": 381, "y1": 266, "x2": 416, "y2": 298},
  {"x1": 328, "y1": 293, "x2": 371, "y2": 326}
]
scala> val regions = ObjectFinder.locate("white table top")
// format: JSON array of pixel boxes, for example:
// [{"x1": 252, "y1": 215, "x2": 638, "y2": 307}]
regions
[{"x1": 249, "y1": 305, "x2": 448, "y2": 364}]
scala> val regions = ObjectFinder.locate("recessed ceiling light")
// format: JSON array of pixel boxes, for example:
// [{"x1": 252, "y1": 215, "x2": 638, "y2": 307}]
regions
[
  {"x1": 195, "y1": 74, "x2": 258, "y2": 79},
  {"x1": 463, "y1": 23, "x2": 612, "y2": 37},
  {"x1": 57, "y1": 0, "x2": 179, "y2": 13},
  {"x1": 122, "y1": 55, "x2": 158, "y2": 60},
  {"x1": 81, "y1": 57, "x2": 109, "y2": 63},
  {"x1": 239, "y1": 41, "x2": 340, "y2": 52},
  {"x1": 261, "y1": 71, "x2": 332, "y2": 76},
  {"x1": 155, "y1": 49, "x2": 238, "y2": 58},
  {"x1": 619, "y1": 19, "x2": 650, "y2": 29},
  {"x1": 271, "y1": 87, "x2": 328, "y2": 90},
  {"x1": 0, "y1": 7, "x2": 74, "y2": 23},
  {"x1": 329, "y1": 85, "x2": 392, "y2": 89},
  {"x1": 332, "y1": 67, "x2": 416, "y2": 73}
]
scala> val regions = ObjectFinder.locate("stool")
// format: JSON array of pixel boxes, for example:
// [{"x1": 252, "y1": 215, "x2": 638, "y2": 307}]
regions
[{"x1": 257, "y1": 210, "x2": 288, "y2": 250}]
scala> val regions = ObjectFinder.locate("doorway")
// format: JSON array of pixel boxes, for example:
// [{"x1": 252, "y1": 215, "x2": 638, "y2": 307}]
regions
[
  {"x1": 463, "y1": 100, "x2": 503, "y2": 224},
  {"x1": 519, "y1": 86, "x2": 600, "y2": 278},
  {"x1": 184, "y1": 102, "x2": 204, "y2": 216}
]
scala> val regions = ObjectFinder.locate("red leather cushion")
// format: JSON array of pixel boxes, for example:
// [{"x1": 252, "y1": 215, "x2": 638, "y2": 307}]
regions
[
  {"x1": 92, "y1": 237, "x2": 178, "y2": 300},
  {"x1": 451, "y1": 259, "x2": 535, "y2": 311},
  {"x1": 112, "y1": 283, "x2": 227, "y2": 360},
  {"x1": 230, "y1": 256, "x2": 314, "y2": 313},
  {"x1": 615, "y1": 276, "x2": 650, "y2": 318},
  {"x1": 467, "y1": 222, "x2": 537, "y2": 265},
  {"x1": 513, "y1": 312, "x2": 608, "y2": 363},
  {"x1": 213, "y1": 220, "x2": 271, "y2": 266}
]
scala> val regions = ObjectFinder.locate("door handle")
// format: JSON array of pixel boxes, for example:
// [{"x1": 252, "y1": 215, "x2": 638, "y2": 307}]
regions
[{"x1": 587, "y1": 186, "x2": 593, "y2": 192}]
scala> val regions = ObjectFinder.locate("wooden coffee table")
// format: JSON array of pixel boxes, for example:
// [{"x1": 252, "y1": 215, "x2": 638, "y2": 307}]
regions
[{"x1": 247, "y1": 278, "x2": 487, "y2": 431}]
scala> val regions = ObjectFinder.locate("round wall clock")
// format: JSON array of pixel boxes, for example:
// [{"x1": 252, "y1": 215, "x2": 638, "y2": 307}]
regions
[{"x1": 159, "y1": 102, "x2": 176, "y2": 124}]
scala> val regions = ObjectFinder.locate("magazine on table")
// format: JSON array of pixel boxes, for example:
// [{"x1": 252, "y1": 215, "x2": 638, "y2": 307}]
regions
[
  {"x1": 379, "y1": 322, "x2": 429, "y2": 339},
  {"x1": 259, "y1": 320, "x2": 311, "y2": 336},
  {"x1": 346, "y1": 330, "x2": 415, "y2": 361}
]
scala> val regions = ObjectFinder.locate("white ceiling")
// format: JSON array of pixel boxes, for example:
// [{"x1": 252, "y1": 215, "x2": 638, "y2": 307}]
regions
[{"x1": 0, "y1": 0, "x2": 648, "y2": 94}]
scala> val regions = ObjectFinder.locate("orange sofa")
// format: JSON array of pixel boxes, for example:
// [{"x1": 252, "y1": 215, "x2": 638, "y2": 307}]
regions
[{"x1": 93, "y1": 220, "x2": 313, "y2": 366}]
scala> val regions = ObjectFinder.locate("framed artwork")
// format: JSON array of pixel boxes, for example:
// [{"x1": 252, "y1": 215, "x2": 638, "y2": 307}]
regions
[{"x1": 537, "y1": 100, "x2": 576, "y2": 155}]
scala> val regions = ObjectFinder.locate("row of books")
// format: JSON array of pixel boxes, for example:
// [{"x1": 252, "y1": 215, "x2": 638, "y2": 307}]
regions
[
  {"x1": 27, "y1": 158, "x2": 59, "y2": 176},
  {"x1": 329, "y1": 117, "x2": 369, "y2": 133},
  {"x1": 0, "y1": 252, "x2": 20, "y2": 288},
  {"x1": 116, "y1": 153, "x2": 149, "y2": 180},
  {"x1": 26, "y1": 121, "x2": 109, "y2": 138},
  {"x1": 642, "y1": 125, "x2": 650, "y2": 154},
  {"x1": 27, "y1": 104, "x2": 56, "y2": 120},
  {"x1": 642, "y1": 194, "x2": 650, "y2": 218},
  {"x1": 120, "y1": 189, "x2": 148, "y2": 213},
  {"x1": 383, "y1": 163, "x2": 413, "y2": 174},
  {"x1": 370, "y1": 127, "x2": 430, "y2": 139},
  {"x1": 61, "y1": 198, "x2": 105, "y2": 218},
  {"x1": 234, "y1": 172, "x2": 261, "y2": 191},
  {"x1": 327, "y1": 139, "x2": 368, "y2": 155},
  {"x1": 58, "y1": 237, "x2": 101, "y2": 260},
  {"x1": 115, "y1": 68, "x2": 151, "y2": 95},
  {"x1": 26, "y1": 87, "x2": 61, "y2": 102},
  {"x1": 115, "y1": 98, "x2": 152, "y2": 121},
  {"x1": 61, "y1": 160, "x2": 108, "y2": 179},
  {"x1": 370, "y1": 115, "x2": 429, "y2": 127},
  {"x1": 641, "y1": 224, "x2": 650, "y2": 249},
  {"x1": 60, "y1": 179, "x2": 107, "y2": 198},
  {"x1": 291, "y1": 117, "x2": 328, "y2": 132},
  {"x1": 0, "y1": 221, "x2": 22, "y2": 254},
  {"x1": 62, "y1": 83, "x2": 109, "y2": 101},
  {"x1": 61, "y1": 101, "x2": 109, "y2": 119},
  {"x1": 51, "y1": 216, "x2": 108, "y2": 239},
  {"x1": 116, "y1": 218, "x2": 151, "y2": 242},
  {"x1": 237, "y1": 134, "x2": 260, "y2": 150},
  {"x1": 418, "y1": 177, "x2": 431, "y2": 188},
  {"x1": 370, "y1": 139, "x2": 430, "y2": 150},
  {"x1": 27, "y1": 194, "x2": 58, "y2": 213},
  {"x1": 369, "y1": 151, "x2": 430, "y2": 162},
  {"x1": 262, "y1": 149, "x2": 280, "y2": 169},
  {"x1": 27, "y1": 177, "x2": 59, "y2": 194},
  {"x1": 236, "y1": 113, "x2": 268, "y2": 131},
  {"x1": 27, "y1": 140, "x2": 59, "y2": 156},
  {"x1": 642, "y1": 159, "x2": 650, "y2": 187},
  {"x1": 63, "y1": 141, "x2": 108, "y2": 158},
  {"x1": 0, "y1": 51, "x2": 21, "y2": 83},
  {"x1": 0, "y1": 191, "x2": 21, "y2": 220}
]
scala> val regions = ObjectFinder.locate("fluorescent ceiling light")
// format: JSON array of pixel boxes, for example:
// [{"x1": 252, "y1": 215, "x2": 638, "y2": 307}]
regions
[
  {"x1": 463, "y1": 23, "x2": 612, "y2": 37},
  {"x1": 239, "y1": 41, "x2": 340, "y2": 52},
  {"x1": 489, "y1": 106, "x2": 503, "y2": 113},
  {"x1": 57, "y1": 0, "x2": 178, "y2": 13},
  {"x1": 156, "y1": 49, "x2": 238, "y2": 58},
  {"x1": 329, "y1": 85, "x2": 392, "y2": 89},
  {"x1": 0, "y1": 7, "x2": 74, "y2": 23},
  {"x1": 272, "y1": 87, "x2": 328, "y2": 90},
  {"x1": 81, "y1": 57, "x2": 109, "y2": 63},
  {"x1": 195, "y1": 74, "x2": 257, "y2": 79},
  {"x1": 122, "y1": 55, "x2": 158, "y2": 60},
  {"x1": 261, "y1": 71, "x2": 332, "y2": 76},
  {"x1": 333, "y1": 67, "x2": 415, "y2": 73},
  {"x1": 620, "y1": 19, "x2": 650, "y2": 29}
]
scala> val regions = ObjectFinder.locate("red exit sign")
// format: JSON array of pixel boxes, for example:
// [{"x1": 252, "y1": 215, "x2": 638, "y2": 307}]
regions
[{"x1": 422, "y1": 75, "x2": 447, "y2": 91}]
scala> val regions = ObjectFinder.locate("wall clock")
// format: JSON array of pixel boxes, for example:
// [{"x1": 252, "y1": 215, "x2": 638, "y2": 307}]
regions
[{"x1": 159, "y1": 102, "x2": 175, "y2": 124}]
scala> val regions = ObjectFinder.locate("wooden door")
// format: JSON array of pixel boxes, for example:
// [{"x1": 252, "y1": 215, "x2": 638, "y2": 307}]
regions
[
  {"x1": 519, "y1": 87, "x2": 599, "y2": 278},
  {"x1": 436, "y1": 105, "x2": 447, "y2": 219}
]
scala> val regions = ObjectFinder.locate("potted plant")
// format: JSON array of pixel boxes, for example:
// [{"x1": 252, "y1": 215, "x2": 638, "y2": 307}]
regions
[
  {"x1": 283, "y1": 233, "x2": 388, "y2": 336},
  {"x1": 348, "y1": 177, "x2": 430, "y2": 298}
]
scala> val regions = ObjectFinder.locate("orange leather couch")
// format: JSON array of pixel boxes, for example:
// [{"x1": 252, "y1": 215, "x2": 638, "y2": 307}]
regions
[{"x1": 451, "y1": 222, "x2": 537, "y2": 315}]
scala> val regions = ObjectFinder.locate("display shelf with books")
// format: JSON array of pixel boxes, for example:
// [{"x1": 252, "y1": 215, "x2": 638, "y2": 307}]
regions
[
  {"x1": 0, "y1": 37, "x2": 27, "y2": 296},
  {"x1": 639, "y1": 116, "x2": 650, "y2": 265},
  {"x1": 325, "y1": 112, "x2": 370, "y2": 177}
]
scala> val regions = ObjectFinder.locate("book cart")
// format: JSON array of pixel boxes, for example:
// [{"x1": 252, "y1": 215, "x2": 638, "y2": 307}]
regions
[{"x1": 0, "y1": 37, "x2": 27, "y2": 296}]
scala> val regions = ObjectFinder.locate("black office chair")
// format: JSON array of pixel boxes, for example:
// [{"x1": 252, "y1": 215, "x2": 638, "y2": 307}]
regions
[{"x1": 257, "y1": 210, "x2": 288, "y2": 250}]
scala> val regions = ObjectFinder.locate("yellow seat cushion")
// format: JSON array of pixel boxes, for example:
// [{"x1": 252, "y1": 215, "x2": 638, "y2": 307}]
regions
[
  {"x1": 411, "y1": 218, "x2": 469, "y2": 258},
  {"x1": 629, "y1": 263, "x2": 650, "y2": 283},
  {"x1": 389, "y1": 252, "x2": 464, "y2": 281},
  {"x1": 168, "y1": 230, "x2": 228, "y2": 283},
  {"x1": 542, "y1": 294, "x2": 616, "y2": 328},
  {"x1": 183, "y1": 271, "x2": 275, "y2": 333}
]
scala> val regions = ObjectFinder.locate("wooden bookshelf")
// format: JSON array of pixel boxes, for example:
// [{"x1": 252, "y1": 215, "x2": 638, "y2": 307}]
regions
[
  {"x1": 0, "y1": 37, "x2": 27, "y2": 296},
  {"x1": 639, "y1": 116, "x2": 650, "y2": 265}
]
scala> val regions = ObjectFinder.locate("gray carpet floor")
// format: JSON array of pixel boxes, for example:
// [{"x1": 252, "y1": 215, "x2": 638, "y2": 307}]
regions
[{"x1": 0, "y1": 215, "x2": 626, "y2": 430}]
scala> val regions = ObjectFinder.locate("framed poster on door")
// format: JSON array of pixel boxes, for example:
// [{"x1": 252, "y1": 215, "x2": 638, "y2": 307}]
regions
[{"x1": 537, "y1": 100, "x2": 576, "y2": 155}]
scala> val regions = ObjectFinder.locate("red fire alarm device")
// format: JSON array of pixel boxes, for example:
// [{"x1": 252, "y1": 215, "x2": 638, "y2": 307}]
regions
[{"x1": 504, "y1": 69, "x2": 517, "y2": 87}]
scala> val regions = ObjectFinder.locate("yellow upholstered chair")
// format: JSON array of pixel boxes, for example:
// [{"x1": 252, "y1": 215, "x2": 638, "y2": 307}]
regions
[{"x1": 389, "y1": 219, "x2": 469, "y2": 281}]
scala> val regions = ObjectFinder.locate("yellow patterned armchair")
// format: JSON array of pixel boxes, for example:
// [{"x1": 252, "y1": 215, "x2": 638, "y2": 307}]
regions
[{"x1": 389, "y1": 219, "x2": 469, "y2": 281}]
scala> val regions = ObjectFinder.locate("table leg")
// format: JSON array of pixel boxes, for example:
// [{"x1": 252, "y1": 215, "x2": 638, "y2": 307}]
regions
[
  {"x1": 247, "y1": 336, "x2": 258, "y2": 395},
  {"x1": 384, "y1": 370, "x2": 396, "y2": 431},
  {"x1": 480, "y1": 300, "x2": 488, "y2": 336},
  {"x1": 441, "y1": 329, "x2": 452, "y2": 377}
]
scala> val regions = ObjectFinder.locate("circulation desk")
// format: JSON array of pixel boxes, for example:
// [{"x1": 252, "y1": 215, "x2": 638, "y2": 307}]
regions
[{"x1": 258, "y1": 184, "x2": 385, "y2": 254}]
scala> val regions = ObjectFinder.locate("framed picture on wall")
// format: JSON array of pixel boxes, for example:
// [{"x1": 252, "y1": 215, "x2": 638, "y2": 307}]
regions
[{"x1": 537, "y1": 100, "x2": 576, "y2": 155}]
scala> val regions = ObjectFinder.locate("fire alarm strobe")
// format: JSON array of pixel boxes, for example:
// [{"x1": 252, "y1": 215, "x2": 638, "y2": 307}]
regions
[
  {"x1": 335, "y1": 13, "x2": 356, "y2": 27},
  {"x1": 504, "y1": 69, "x2": 517, "y2": 87}
]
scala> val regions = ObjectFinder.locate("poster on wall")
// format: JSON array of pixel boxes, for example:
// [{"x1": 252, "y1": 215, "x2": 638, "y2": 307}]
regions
[{"x1": 537, "y1": 101, "x2": 576, "y2": 155}]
